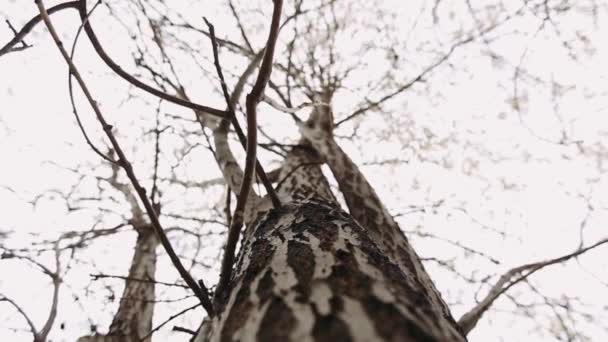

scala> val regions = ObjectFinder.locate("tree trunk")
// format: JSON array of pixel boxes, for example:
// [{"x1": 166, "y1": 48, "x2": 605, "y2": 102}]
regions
[
  {"x1": 78, "y1": 226, "x2": 159, "y2": 342},
  {"x1": 300, "y1": 90, "x2": 455, "y2": 321},
  {"x1": 199, "y1": 199, "x2": 465, "y2": 342},
  {"x1": 193, "y1": 90, "x2": 466, "y2": 341}
]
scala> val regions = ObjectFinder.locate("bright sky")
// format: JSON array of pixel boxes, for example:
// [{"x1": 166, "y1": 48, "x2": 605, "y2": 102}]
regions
[{"x1": 1, "y1": 1, "x2": 607, "y2": 341}]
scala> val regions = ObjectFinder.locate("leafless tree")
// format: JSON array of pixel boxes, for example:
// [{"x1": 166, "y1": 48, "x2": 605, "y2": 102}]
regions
[{"x1": 1, "y1": 0, "x2": 607, "y2": 341}]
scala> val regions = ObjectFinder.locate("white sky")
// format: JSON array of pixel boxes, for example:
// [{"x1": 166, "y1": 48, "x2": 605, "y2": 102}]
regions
[{"x1": 1, "y1": 0, "x2": 607, "y2": 341}]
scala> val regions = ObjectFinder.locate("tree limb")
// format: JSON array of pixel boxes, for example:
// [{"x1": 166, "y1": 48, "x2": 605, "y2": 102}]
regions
[
  {"x1": 204, "y1": 19, "x2": 280, "y2": 209},
  {"x1": 215, "y1": 0, "x2": 283, "y2": 300},
  {"x1": 0, "y1": 1, "x2": 228, "y2": 118},
  {"x1": 34, "y1": 0, "x2": 214, "y2": 317},
  {"x1": 458, "y1": 237, "x2": 608, "y2": 334},
  {"x1": 0, "y1": 1, "x2": 78, "y2": 56}
]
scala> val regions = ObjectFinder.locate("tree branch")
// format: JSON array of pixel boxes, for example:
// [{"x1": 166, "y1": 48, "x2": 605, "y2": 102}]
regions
[
  {"x1": 0, "y1": 1, "x2": 78, "y2": 56},
  {"x1": 458, "y1": 237, "x2": 608, "y2": 334},
  {"x1": 75, "y1": 0, "x2": 227, "y2": 118},
  {"x1": 203, "y1": 19, "x2": 280, "y2": 209},
  {"x1": 140, "y1": 303, "x2": 201, "y2": 341},
  {"x1": 37, "y1": 244, "x2": 61, "y2": 341},
  {"x1": 215, "y1": 0, "x2": 283, "y2": 300},
  {"x1": 0, "y1": 295, "x2": 39, "y2": 341},
  {"x1": 34, "y1": 0, "x2": 214, "y2": 317},
  {"x1": 0, "y1": 243, "x2": 62, "y2": 342},
  {"x1": 0, "y1": 1, "x2": 228, "y2": 118}
]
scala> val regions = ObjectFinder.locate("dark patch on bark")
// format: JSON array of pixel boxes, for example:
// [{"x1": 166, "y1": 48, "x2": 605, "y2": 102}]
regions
[
  {"x1": 341, "y1": 187, "x2": 380, "y2": 232},
  {"x1": 219, "y1": 287, "x2": 254, "y2": 342},
  {"x1": 396, "y1": 244, "x2": 418, "y2": 276},
  {"x1": 219, "y1": 237, "x2": 276, "y2": 338},
  {"x1": 253, "y1": 205, "x2": 289, "y2": 238},
  {"x1": 214, "y1": 200, "x2": 461, "y2": 342},
  {"x1": 312, "y1": 303, "x2": 352, "y2": 342},
  {"x1": 309, "y1": 222, "x2": 338, "y2": 252},
  {"x1": 256, "y1": 269, "x2": 275, "y2": 302},
  {"x1": 287, "y1": 240, "x2": 315, "y2": 301},
  {"x1": 358, "y1": 236, "x2": 436, "y2": 314},
  {"x1": 243, "y1": 238, "x2": 275, "y2": 284},
  {"x1": 292, "y1": 201, "x2": 339, "y2": 252},
  {"x1": 345, "y1": 222, "x2": 441, "y2": 326},
  {"x1": 309, "y1": 295, "x2": 348, "y2": 339},
  {"x1": 328, "y1": 248, "x2": 374, "y2": 299},
  {"x1": 294, "y1": 231, "x2": 309, "y2": 242},
  {"x1": 326, "y1": 230, "x2": 444, "y2": 341},
  {"x1": 256, "y1": 297, "x2": 296, "y2": 341},
  {"x1": 362, "y1": 296, "x2": 437, "y2": 342}
]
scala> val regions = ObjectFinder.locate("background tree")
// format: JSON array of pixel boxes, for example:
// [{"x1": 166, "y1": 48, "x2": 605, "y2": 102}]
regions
[{"x1": 1, "y1": 0, "x2": 607, "y2": 341}]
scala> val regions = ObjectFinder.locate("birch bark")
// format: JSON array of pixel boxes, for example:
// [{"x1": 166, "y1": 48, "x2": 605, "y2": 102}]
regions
[{"x1": 197, "y1": 96, "x2": 466, "y2": 341}]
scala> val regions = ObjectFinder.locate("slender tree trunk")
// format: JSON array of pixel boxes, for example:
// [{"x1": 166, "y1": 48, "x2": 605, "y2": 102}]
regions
[
  {"x1": 78, "y1": 226, "x2": 159, "y2": 342},
  {"x1": 300, "y1": 90, "x2": 455, "y2": 319}
]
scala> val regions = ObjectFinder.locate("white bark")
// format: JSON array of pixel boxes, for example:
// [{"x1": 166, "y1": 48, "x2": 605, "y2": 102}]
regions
[
  {"x1": 299, "y1": 95, "x2": 455, "y2": 325},
  {"x1": 198, "y1": 200, "x2": 465, "y2": 342},
  {"x1": 194, "y1": 95, "x2": 466, "y2": 340}
]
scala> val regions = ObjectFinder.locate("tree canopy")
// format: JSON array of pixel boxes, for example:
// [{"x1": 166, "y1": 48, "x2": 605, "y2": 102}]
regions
[{"x1": 1, "y1": 0, "x2": 607, "y2": 341}]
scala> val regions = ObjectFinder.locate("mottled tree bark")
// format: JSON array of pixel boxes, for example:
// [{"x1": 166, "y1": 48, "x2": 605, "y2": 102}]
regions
[
  {"x1": 198, "y1": 199, "x2": 464, "y2": 342},
  {"x1": 194, "y1": 95, "x2": 466, "y2": 341},
  {"x1": 78, "y1": 225, "x2": 159, "y2": 342},
  {"x1": 299, "y1": 95, "x2": 455, "y2": 324}
]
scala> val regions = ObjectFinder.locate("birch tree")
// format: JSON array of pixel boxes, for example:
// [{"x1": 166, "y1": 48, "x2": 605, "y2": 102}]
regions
[{"x1": 1, "y1": 0, "x2": 607, "y2": 341}]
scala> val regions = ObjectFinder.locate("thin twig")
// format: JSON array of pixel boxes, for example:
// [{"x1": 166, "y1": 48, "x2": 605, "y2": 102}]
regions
[
  {"x1": 67, "y1": 0, "x2": 115, "y2": 164},
  {"x1": 150, "y1": 102, "x2": 163, "y2": 204},
  {"x1": 0, "y1": 295, "x2": 39, "y2": 341},
  {"x1": 4, "y1": 19, "x2": 30, "y2": 51},
  {"x1": 334, "y1": 36, "x2": 474, "y2": 127},
  {"x1": 215, "y1": 0, "x2": 283, "y2": 299},
  {"x1": 225, "y1": 185, "x2": 232, "y2": 227},
  {"x1": 0, "y1": 243, "x2": 62, "y2": 342},
  {"x1": 172, "y1": 326, "x2": 197, "y2": 335},
  {"x1": 139, "y1": 303, "x2": 201, "y2": 341},
  {"x1": 90, "y1": 273, "x2": 190, "y2": 289},
  {"x1": 0, "y1": 1, "x2": 227, "y2": 117},
  {"x1": 1, "y1": 1, "x2": 78, "y2": 56},
  {"x1": 76, "y1": 0, "x2": 227, "y2": 118},
  {"x1": 35, "y1": 0, "x2": 214, "y2": 317},
  {"x1": 37, "y1": 244, "x2": 62, "y2": 341}
]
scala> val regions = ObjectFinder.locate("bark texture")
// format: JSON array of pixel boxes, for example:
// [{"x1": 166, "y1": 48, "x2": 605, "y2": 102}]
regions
[
  {"x1": 78, "y1": 226, "x2": 159, "y2": 342},
  {"x1": 199, "y1": 200, "x2": 465, "y2": 342},
  {"x1": 195, "y1": 94, "x2": 466, "y2": 341},
  {"x1": 300, "y1": 93, "x2": 454, "y2": 322}
]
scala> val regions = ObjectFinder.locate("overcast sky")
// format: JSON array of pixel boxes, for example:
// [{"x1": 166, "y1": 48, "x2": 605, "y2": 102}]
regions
[{"x1": 1, "y1": 1, "x2": 608, "y2": 341}]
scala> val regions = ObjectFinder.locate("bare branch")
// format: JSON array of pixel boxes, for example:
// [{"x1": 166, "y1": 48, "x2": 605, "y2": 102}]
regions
[
  {"x1": 37, "y1": 244, "x2": 61, "y2": 341},
  {"x1": 34, "y1": 0, "x2": 214, "y2": 317},
  {"x1": 68, "y1": 0, "x2": 116, "y2": 164},
  {"x1": 90, "y1": 273, "x2": 190, "y2": 289},
  {"x1": 0, "y1": 1, "x2": 78, "y2": 56},
  {"x1": 75, "y1": 0, "x2": 227, "y2": 118},
  {"x1": 203, "y1": 19, "x2": 280, "y2": 208},
  {"x1": 1, "y1": 1, "x2": 227, "y2": 117},
  {"x1": 335, "y1": 36, "x2": 474, "y2": 127},
  {"x1": 0, "y1": 295, "x2": 39, "y2": 341},
  {"x1": 140, "y1": 303, "x2": 201, "y2": 341},
  {"x1": 458, "y1": 237, "x2": 608, "y2": 334},
  {"x1": 215, "y1": 0, "x2": 284, "y2": 300},
  {"x1": 0, "y1": 243, "x2": 62, "y2": 342}
]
